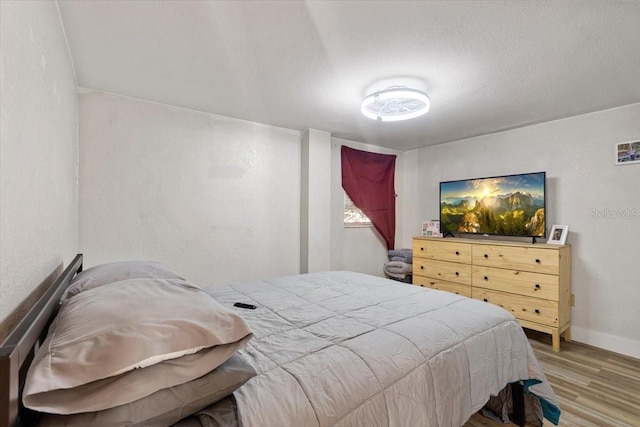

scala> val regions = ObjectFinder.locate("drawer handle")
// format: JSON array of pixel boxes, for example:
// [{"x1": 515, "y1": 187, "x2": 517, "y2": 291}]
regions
[
  {"x1": 455, "y1": 271, "x2": 459, "y2": 276},
  {"x1": 484, "y1": 276, "x2": 488, "y2": 281},
  {"x1": 535, "y1": 309, "x2": 541, "y2": 314},
  {"x1": 455, "y1": 251, "x2": 460, "y2": 255},
  {"x1": 420, "y1": 247, "x2": 425, "y2": 251},
  {"x1": 535, "y1": 259, "x2": 541, "y2": 264},
  {"x1": 483, "y1": 298, "x2": 488, "y2": 302},
  {"x1": 484, "y1": 254, "x2": 489, "y2": 258},
  {"x1": 430, "y1": 282, "x2": 435, "y2": 285},
  {"x1": 534, "y1": 284, "x2": 541, "y2": 289},
  {"x1": 420, "y1": 266, "x2": 424, "y2": 270},
  {"x1": 420, "y1": 284, "x2": 424, "y2": 287}
]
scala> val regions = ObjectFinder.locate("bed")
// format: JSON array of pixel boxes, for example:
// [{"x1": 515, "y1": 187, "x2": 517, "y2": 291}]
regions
[{"x1": 1, "y1": 254, "x2": 560, "y2": 427}]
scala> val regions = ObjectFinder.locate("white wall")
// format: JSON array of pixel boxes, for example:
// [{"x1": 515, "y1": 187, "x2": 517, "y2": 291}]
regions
[
  {"x1": 300, "y1": 129, "x2": 332, "y2": 273},
  {"x1": 0, "y1": 1, "x2": 78, "y2": 337},
  {"x1": 331, "y1": 138, "x2": 404, "y2": 276},
  {"x1": 77, "y1": 90, "x2": 400, "y2": 285},
  {"x1": 402, "y1": 103, "x2": 640, "y2": 358},
  {"x1": 77, "y1": 91, "x2": 301, "y2": 287}
]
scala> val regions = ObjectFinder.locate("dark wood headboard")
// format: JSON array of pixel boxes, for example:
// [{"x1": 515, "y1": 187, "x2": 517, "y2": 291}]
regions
[{"x1": 0, "y1": 254, "x2": 83, "y2": 427}]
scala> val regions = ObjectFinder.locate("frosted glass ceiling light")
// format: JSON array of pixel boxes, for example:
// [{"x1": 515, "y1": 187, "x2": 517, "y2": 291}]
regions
[{"x1": 361, "y1": 87, "x2": 430, "y2": 122}]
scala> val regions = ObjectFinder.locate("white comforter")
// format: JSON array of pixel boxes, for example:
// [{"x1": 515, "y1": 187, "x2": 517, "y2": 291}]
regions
[{"x1": 203, "y1": 271, "x2": 558, "y2": 427}]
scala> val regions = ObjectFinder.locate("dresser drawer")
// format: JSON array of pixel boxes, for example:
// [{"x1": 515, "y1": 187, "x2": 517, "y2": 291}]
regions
[
  {"x1": 472, "y1": 266, "x2": 559, "y2": 301},
  {"x1": 413, "y1": 276, "x2": 472, "y2": 297},
  {"x1": 472, "y1": 288, "x2": 559, "y2": 326},
  {"x1": 413, "y1": 239, "x2": 472, "y2": 263},
  {"x1": 414, "y1": 258, "x2": 472, "y2": 285},
  {"x1": 472, "y1": 245, "x2": 559, "y2": 274}
]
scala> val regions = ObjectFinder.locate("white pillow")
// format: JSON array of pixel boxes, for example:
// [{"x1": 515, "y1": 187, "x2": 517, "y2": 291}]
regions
[
  {"x1": 64, "y1": 260, "x2": 185, "y2": 300},
  {"x1": 37, "y1": 354, "x2": 256, "y2": 426},
  {"x1": 24, "y1": 278, "x2": 253, "y2": 414}
]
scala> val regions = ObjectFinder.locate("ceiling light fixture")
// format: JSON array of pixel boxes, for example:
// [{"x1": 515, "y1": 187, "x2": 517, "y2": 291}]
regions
[{"x1": 360, "y1": 86, "x2": 430, "y2": 122}]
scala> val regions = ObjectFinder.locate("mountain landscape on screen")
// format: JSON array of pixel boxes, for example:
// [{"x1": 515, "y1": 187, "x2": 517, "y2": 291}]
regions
[{"x1": 440, "y1": 172, "x2": 546, "y2": 237}]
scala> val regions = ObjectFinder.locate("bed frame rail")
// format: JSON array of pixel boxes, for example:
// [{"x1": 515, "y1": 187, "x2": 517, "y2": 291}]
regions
[{"x1": 0, "y1": 254, "x2": 83, "y2": 427}]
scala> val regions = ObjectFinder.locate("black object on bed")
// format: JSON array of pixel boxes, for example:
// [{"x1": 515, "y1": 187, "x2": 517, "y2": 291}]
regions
[{"x1": 0, "y1": 254, "x2": 83, "y2": 427}]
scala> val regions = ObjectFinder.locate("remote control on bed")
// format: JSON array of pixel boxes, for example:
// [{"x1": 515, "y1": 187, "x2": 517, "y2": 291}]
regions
[{"x1": 233, "y1": 302, "x2": 257, "y2": 309}]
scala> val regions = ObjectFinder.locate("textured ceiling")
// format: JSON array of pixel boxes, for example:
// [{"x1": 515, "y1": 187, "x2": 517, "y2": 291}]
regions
[{"x1": 57, "y1": 0, "x2": 640, "y2": 151}]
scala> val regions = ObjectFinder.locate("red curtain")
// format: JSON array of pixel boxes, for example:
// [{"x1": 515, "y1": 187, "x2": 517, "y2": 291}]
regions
[{"x1": 341, "y1": 146, "x2": 397, "y2": 250}]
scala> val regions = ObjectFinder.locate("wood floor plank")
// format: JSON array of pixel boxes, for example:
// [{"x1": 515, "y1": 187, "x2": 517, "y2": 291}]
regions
[
  {"x1": 572, "y1": 378, "x2": 640, "y2": 415},
  {"x1": 596, "y1": 368, "x2": 640, "y2": 393},
  {"x1": 590, "y1": 380, "x2": 640, "y2": 407},
  {"x1": 573, "y1": 395, "x2": 639, "y2": 426},
  {"x1": 550, "y1": 410, "x2": 603, "y2": 427},
  {"x1": 463, "y1": 331, "x2": 640, "y2": 427},
  {"x1": 541, "y1": 374, "x2": 581, "y2": 400}
]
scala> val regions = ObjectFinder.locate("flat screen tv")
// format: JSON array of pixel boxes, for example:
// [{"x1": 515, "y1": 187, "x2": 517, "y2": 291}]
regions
[{"x1": 440, "y1": 171, "x2": 546, "y2": 238}]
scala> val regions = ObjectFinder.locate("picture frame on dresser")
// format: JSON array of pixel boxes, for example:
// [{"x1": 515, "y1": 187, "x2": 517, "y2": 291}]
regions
[
  {"x1": 421, "y1": 220, "x2": 442, "y2": 237},
  {"x1": 547, "y1": 225, "x2": 569, "y2": 245}
]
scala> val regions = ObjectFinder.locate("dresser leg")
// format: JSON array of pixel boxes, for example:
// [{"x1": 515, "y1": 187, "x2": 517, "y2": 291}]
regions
[
  {"x1": 552, "y1": 331, "x2": 560, "y2": 352},
  {"x1": 563, "y1": 327, "x2": 571, "y2": 342}
]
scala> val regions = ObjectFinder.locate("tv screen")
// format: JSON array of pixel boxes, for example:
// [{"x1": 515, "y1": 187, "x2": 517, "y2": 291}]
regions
[{"x1": 440, "y1": 172, "x2": 546, "y2": 238}]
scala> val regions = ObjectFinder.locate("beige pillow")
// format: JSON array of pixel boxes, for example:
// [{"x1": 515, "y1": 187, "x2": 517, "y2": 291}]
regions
[
  {"x1": 64, "y1": 260, "x2": 186, "y2": 300},
  {"x1": 24, "y1": 278, "x2": 253, "y2": 414},
  {"x1": 38, "y1": 354, "x2": 256, "y2": 426}
]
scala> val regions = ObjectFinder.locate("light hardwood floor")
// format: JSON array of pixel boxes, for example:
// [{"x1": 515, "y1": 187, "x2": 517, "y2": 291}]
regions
[{"x1": 464, "y1": 329, "x2": 640, "y2": 427}]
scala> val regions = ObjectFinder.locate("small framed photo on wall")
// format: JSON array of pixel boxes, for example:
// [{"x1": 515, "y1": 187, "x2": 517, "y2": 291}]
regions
[
  {"x1": 615, "y1": 140, "x2": 640, "y2": 165},
  {"x1": 547, "y1": 225, "x2": 569, "y2": 245}
]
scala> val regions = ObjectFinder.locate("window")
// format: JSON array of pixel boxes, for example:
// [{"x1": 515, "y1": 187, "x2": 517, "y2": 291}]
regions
[{"x1": 344, "y1": 192, "x2": 371, "y2": 227}]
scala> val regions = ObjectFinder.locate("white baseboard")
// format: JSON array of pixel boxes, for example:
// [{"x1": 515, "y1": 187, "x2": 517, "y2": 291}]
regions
[{"x1": 570, "y1": 326, "x2": 640, "y2": 359}]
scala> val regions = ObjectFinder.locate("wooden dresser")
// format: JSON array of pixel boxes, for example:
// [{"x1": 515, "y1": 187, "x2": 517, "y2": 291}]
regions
[{"x1": 413, "y1": 236, "x2": 571, "y2": 351}]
